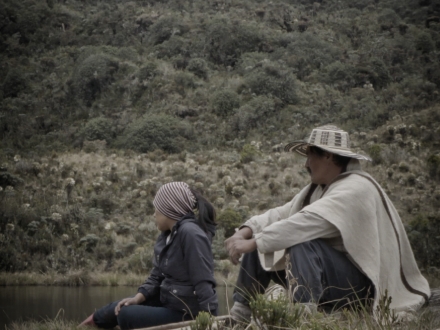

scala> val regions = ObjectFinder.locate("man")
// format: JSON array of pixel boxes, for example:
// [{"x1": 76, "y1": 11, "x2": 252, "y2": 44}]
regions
[{"x1": 225, "y1": 124, "x2": 430, "y2": 322}]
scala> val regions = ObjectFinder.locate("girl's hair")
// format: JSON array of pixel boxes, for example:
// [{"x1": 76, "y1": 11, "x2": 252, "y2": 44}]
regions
[{"x1": 190, "y1": 188, "x2": 217, "y2": 232}]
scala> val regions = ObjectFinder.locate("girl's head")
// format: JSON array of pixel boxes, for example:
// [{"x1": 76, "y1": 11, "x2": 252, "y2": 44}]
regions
[{"x1": 153, "y1": 182, "x2": 216, "y2": 232}]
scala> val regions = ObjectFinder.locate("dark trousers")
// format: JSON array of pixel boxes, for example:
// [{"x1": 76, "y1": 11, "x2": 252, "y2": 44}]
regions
[
  {"x1": 93, "y1": 295, "x2": 192, "y2": 329},
  {"x1": 233, "y1": 239, "x2": 374, "y2": 311}
]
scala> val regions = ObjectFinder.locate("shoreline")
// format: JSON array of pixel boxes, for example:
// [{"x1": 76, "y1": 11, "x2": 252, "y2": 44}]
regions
[{"x1": 0, "y1": 270, "x2": 238, "y2": 287}]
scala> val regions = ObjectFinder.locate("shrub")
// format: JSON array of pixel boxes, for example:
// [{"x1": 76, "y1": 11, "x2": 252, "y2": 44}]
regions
[
  {"x1": 187, "y1": 58, "x2": 209, "y2": 79},
  {"x1": 244, "y1": 64, "x2": 298, "y2": 104},
  {"x1": 205, "y1": 17, "x2": 266, "y2": 66},
  {"x1": 210, "y1": 90, "x2": 240, "y2": 117},
  {"x1": 284, "y1": 32, "x2": 341, "y2": 79},
  {"x1": 79, "y1": 234, "x2": 100, "y2": 252},
  {"x1": 232, "y1": 96, "x2": 276, "y2": 136},
  {"x1": 322, "y1": 61, "x2": 356, "y2": 91},
  {"x1": 377, "y1": 8, "x2": 401, "y2": 26},
  {"x1": 407, "y1": 213, "x2": 440, "y2": 268},
  {"x1": 240, "y1": 144, "x2": 262, "y2": 164},
  {"x1": 2, "y1": 68, "x2": 28, "y2": 98},
  {"x1": 415, "y1": 32, "x2": 435, "y2": 54},
  {"x1": 79, "y1": 117, "x2": 114, "y2": 144},
  {"x1": 427, "y1": 154, "x2": 440, "y2": 180},
  {"x1": 72, "y1": 54, "x2": 119, "y2": 107},
  {"x1": 356, "y1": 58, "x2": 391, "y2": 90},
  {"x1": 217, "y1": 209, "x2": 243, "y2": 238},
  {"x1": 368, "y1": 144, "x2": 383, "y2": 164},
  {"x1": 149, "y1": 15, "x2": 188, "y2": 45},
  {"x1": 250, "y1": 293, "x2": 304, "y2": 330},
  {"x1": 116, "y1": 114, "x2": 193, "y2": 153}
]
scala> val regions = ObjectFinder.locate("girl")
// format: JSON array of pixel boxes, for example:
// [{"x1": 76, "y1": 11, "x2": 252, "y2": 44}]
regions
[{"x1": 80, "y1": 182, "x2": 218, "y2": 329}]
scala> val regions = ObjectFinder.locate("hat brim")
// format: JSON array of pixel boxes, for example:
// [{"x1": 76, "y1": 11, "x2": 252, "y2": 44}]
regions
[{"x1": 284, "y1": 141, "x2": 372, "y2": 161}]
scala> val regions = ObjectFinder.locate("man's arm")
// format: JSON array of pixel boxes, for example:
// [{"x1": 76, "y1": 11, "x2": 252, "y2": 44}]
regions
[{"x1": 224, "y1": 226, "x2": 257, "y2": 265}]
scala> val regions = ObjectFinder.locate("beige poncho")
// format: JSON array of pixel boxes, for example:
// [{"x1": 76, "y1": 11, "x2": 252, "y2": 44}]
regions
[{"x1": 244, "y1": 161, "x2": 430, "y2": 313}]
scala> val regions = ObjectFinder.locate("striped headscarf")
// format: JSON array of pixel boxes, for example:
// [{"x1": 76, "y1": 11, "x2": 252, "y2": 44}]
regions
[{"x1": 153, "y1": 182, "x2": 197, "y2": 221}]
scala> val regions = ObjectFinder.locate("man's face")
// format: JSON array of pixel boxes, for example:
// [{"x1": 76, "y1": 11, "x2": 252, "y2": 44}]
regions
[{"x1": 305, "y1": 148, "x2": 332, "y2": 185}]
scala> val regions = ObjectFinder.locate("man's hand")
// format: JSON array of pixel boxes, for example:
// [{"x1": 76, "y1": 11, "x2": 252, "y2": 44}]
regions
[
  {"x1": 114, "y1": 293, "x2": 146, "y2": 315},
  {"x1": 225, "y1": 227, "x2": 257, "y2": 265}
]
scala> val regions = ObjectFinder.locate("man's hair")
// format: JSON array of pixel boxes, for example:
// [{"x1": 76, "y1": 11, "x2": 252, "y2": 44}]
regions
[{"x1": 308, "y1": 146, "x2": 351, "y2": 168}]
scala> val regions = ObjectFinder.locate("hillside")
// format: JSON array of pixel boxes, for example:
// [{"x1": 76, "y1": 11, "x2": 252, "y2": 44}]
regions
[{"x1": 0, "y1": 0, "x2": 439, "y2": 279}]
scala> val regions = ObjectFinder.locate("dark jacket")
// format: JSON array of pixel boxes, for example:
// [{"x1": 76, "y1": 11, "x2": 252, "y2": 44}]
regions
[{"x1": 138, "y1": 213, "x2": 218, "y2": 316}]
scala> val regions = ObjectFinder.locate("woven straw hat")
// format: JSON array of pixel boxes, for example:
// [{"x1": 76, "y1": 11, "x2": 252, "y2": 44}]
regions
[{"x1": 284, "y1": 125, "x2": 372, "y2": 161}]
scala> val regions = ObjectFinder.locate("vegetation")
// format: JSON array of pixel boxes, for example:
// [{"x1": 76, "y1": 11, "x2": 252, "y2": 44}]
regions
[{"x1": 0, "y1": 0, "x2": 439, "y2": 326}]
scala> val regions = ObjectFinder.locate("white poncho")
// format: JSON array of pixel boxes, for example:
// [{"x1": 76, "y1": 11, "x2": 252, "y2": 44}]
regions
[{"x1": 244, "y1": 162, "x2": 430, "y2": 313}]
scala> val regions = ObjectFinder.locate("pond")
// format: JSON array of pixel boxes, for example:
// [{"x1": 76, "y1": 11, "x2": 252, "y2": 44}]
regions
[{"x1": 0, "y1": 286, "x2": 234, "y2": 328}]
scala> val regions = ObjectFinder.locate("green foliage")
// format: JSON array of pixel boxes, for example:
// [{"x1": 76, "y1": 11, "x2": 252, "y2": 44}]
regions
[
  {"x1": 206, "y1": 17, "x2": 266, "y2": 66},
  {"x1": 284, "y1": 32, "x2": 341, "y2": 79},
  {"x1": 210, "y1": 90, "x2": 240, "y2": 117},
  {"x1": 232, "y1": 96, "x2": 276, "y2": 136},
  {"x1": 359, "y1": 58, "x2": 391, "y2": 90},
  {"x1": 149, "y1": 15, "x2": 188, "y2": 45},
  {"x1": 79, "y1": 234, "x2": 100, "y2": 252},
  {"x1": 250, "y1": 293, "x2": 304, "y2": 330},
  {"x1": 407, "y1": 213, "x2": 440, "y2": 268},
  {"x1": 426, "y1": 154, "x2": 440, "y2": 180},
  {"x1": 191, "y1": 311, "x2": 215, "y2": 330},
  {"x1": 187, "y1": 58, "x2": 209, "y2": 79},
  {"x1": 212, "y1": 228, "x2": 228, "y2": 259},
  {"x1": 216, "y1": 209, "x2": 243, "y2": 238},
  {"x1": 2, "y1": 68, "x2": 28, "y2": 98},
  {"x1": 72, "y1": 54, "x2": 119, "y2": 107},
  {"x1": 368, "y1": 144, "x2": 383, "y2": 164},
  {"x1": 415, "y1": 32, "x2": 435, "y2": 54},
  {"x1": 323, "y1": 61, "x2": 356, "y2": 90},
  {"x1": 244, "y1": 64, "x2": 298, "y2": 104},
  {"x1": 116, "y1": 114, "x2": 193, "y2": 153},
  {"x1": 79, "y1": 117, "x2": 114, "y2": 143},
  {"x1": 240, "y1": 144, "x2": 262, "y2": 164},
  {"x1": 377, "y1": 8, "x2": 402, "y2": 26}
]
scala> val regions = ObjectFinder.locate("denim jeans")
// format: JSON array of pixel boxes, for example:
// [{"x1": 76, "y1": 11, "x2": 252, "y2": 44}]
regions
[
  {"x1": 233, "y1": 239, "x2": 374, "y2": 311},
  {"x1": 93, "y1": 296, "x2": 193, "y2": 329}
]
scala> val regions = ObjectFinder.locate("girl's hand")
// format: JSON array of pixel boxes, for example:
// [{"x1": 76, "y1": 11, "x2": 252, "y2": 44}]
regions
[{"x1": 114, "y1": 293, "x2": 146, "y2": 315}]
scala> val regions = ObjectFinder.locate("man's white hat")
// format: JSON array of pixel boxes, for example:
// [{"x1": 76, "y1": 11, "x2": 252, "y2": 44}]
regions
[{"x1": 284, "y1": 124, "x2": 372, "y2": 161}]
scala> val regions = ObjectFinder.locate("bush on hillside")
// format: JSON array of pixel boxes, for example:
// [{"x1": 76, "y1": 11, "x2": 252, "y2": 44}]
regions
[
  {"x1": 244, "y1": 64, "x2": 298, "y2": 104},
  {"x1": 284, "y1": 32, "x2": 341, "y2": 79},
  {"x1": 205, "y1": 17, "x2": 266, "y2": 66},
  {"x1": 148, "y1": 15, "x2": 188, "y2": 45},
  {"x1": 217, "y1": 209, "x2": 243, "y2": 238},
  {"x1": 115, "y1": 114, "x2": 193, "y2": 153},
  {"x1": 79, "y1": 117, "x2": 114, "y2": 144},
  {"x1": 240, "y1": 144, "x2": 262, "y2": 164},
  {"x1": 210, "y1": 90, "x2": 240, "y2": 117},
  {"x1": 2, "y1": 68, "x2": 28, "y2": 98},
  {"x1": 427, "y1": 154, "x2": 440, "y2": 180},
  {"x1": 72, "y1": 54, "x2": 119, "y2": 107},
  {"x1": 407, "y1": 213, "x2": 440, "y2": 268},
  {"x1": 232, "y1": 96, "x2": 276, "y2": 136},
  {"x1": 187, "y1": 58, "x2": 209, "y2": 79}
]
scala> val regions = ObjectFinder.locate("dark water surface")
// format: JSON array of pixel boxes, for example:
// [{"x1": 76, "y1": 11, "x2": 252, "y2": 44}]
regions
[{"x1": 0, "y1": 286, "x2": 233, "y2": 328}]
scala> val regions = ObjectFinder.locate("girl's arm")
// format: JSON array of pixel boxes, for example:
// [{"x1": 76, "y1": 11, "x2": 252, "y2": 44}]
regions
[{"x1": 181, "y1": 225, "x2": 218, "y2": 314}]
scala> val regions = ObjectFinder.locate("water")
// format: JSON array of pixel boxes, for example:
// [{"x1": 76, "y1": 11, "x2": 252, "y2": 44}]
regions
[{"x1": 0, "y1": 286, "x2": 233, "y2": 328}]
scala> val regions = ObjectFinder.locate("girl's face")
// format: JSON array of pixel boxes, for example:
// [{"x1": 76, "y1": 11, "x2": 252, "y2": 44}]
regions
[{"x1": 154, "y1": 209, "x2": 175, "y2": 232}]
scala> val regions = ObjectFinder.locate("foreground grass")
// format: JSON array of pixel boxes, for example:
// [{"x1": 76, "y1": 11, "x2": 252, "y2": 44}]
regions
[{"x1": 5, "y1": 305, "x2": 440, "y2": 330}]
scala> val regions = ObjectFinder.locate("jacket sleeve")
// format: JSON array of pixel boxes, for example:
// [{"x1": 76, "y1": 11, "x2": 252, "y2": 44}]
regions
[
  {"x1": 138, "y1": 255, "x2": 165, "y2": 299},
  {"x1": 242, "y1": 196, "x2": 298, "y2": 234},
  {"x1": 180, "y1": 225, "x2": 218, "y2": 314}
]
